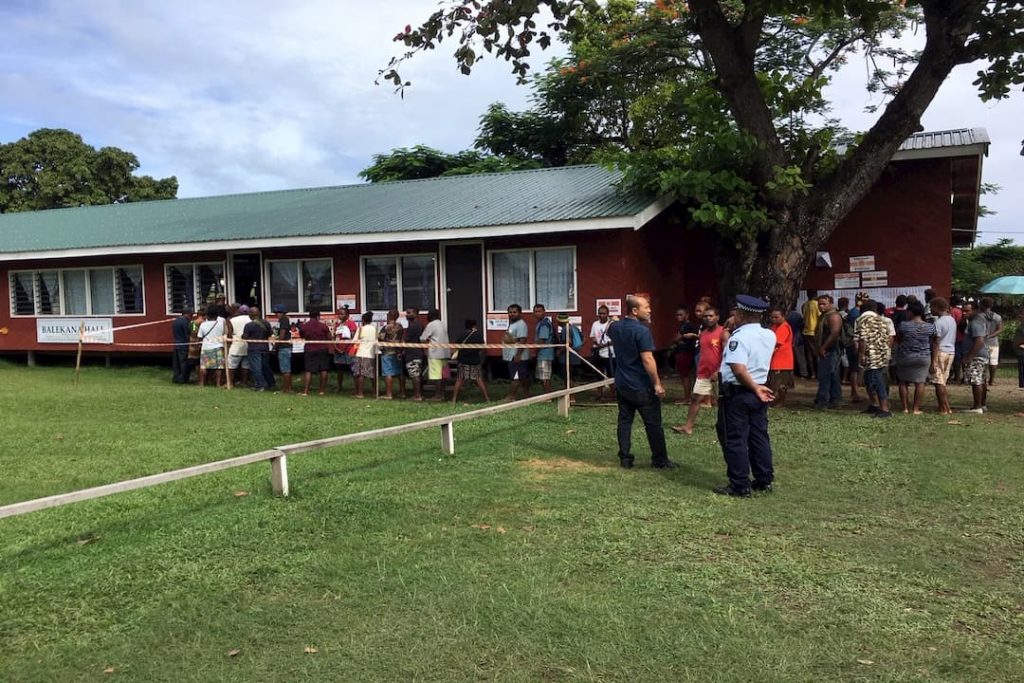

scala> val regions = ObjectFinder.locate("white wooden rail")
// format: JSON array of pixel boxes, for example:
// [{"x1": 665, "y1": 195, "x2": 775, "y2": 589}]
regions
[{"x1": 0, "y1": 379, "x2": 614, "y2": 521}]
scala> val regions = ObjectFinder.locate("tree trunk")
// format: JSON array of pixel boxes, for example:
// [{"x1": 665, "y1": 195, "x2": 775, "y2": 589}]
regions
[{"x1": 711, "y1": 209, "x2": 824, "y2": 312}]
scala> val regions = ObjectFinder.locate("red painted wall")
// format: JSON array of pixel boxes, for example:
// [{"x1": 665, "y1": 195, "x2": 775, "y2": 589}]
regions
[
  {"x1": 804, "y1": 158, "x2": 953, "y2": 296},
  {"x1": 0, "y1": 156, "x2": 957, "y2": 356}
]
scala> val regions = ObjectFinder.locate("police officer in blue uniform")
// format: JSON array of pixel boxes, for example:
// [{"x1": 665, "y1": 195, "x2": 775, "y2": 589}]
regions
[{"x1": 714, "y1": 295, "x2": 777, "y2": 497}]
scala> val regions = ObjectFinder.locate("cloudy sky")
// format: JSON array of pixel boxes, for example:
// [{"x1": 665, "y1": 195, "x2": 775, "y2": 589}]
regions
[{"x1": 1, "y1": 0, "x2": 1021, "y2": 243}]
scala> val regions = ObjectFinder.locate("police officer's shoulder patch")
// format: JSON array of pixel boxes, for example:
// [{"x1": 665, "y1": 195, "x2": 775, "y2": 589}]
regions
[{"x1": 728, "y1": 340, "x2": 738, "y2": 351}]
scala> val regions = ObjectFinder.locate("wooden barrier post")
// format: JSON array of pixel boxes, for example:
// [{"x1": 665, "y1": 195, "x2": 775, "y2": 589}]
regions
[
  {"x1": 440, "y1": 421, "x2": 455, "y2": 455},
  {"x1": 556, "y1": 393, "x2": 570, "y2": 417},
  {"x1": 269, "y1": 450, "x2": 289, "y2": 496},
  {"x1": 74, "y1": 322, "x2": 85, "y2": 386},
  {"x1": 564, "y1": 321, "x2": 571, "y2": 414},
  {"x1": 224, "y1": 324, "x2": 233, "y2": 389}
]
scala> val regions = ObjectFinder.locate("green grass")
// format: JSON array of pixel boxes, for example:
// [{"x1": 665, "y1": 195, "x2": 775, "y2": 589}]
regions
[{"x1": 1, "y1": 360, "x2": 1023, "y2": 682}]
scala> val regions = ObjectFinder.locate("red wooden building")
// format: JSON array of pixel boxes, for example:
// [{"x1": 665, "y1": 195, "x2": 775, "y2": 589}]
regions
[{"x1": 0, "y1": 128, "x2": 987, "y2": 361}]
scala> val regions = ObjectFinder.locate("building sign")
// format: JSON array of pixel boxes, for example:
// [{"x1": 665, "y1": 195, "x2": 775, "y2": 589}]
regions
[
  {"x1": 862, "y1": 270, "x2": 889, "y2": 287},
  {"x1": 486, "y1": 314, "x2": 509, "y2": 331},
  {"x1": 834, "y1": 273, "x2": 861, "y2": 289},
  {"x1": 335, "y1": 294, "x2": 357, "y2": 311},
  {"x1": 596, "y1": 298, "x2": 622, "y2": 317},
  {"x1": 37, "y1": 318, "x2": 113, "y2": 344},
  {"x1": 849, "y1": 255, "x2": 876, "y2": 272}
]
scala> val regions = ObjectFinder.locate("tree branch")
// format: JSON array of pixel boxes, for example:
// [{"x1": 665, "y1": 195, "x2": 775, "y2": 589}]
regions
[
  {"x1": 806, "y1": 33, "x2": 867, "y2": 85},
  {"x1": 809, "y1": 3, "x2": 970, "y2": 242},
  {"x1": 688, "y1": 0, "x2": 785, "y2": 182}
]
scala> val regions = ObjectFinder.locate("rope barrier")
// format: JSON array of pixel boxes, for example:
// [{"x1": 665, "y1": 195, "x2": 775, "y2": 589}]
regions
[
  {"x1": 70, "y1": 337, "x2": 570, "y2": 349},
  {"x1": 80, "y1": 318, "x2": 174, "y2": 339},
  {"x1": 71, "y1": 321, "x2": 607, "y2": 385}
]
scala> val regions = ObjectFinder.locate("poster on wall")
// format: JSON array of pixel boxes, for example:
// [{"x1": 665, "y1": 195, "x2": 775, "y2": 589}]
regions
[
  {"x1": 486, "y1": 314, "x2": 509, "y2": 331},
  {"x1": 849, "y1": 255, "x2": 875, "y2": 272},
  {"x1": 834, "y1": 273, "x2": 861, "y2": 289},
  {"x1": 862, "y1": 270, "x2": 888, "y2": 287},
  {"x1": 37, "y1": 318, "x2": 113, "y2": 344},
  {"x1": 596, "y1": 298, "x2": 622, "y2": 317},
  {"x1": 335, "y1": 294, "x2": 357, "y2": 311}
]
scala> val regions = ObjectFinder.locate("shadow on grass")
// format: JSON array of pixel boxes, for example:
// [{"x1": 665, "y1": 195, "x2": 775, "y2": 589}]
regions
[{"x1": 526, "y1": 440, "x2": 723, "y2": 491}]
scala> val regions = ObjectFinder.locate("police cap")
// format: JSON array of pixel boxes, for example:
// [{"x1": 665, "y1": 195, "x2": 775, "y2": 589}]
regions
[{"x1": 735, "y1": 294, "x2": 770, "y2": 313}]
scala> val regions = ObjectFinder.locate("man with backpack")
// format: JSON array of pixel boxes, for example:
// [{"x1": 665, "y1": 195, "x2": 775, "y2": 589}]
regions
[
  {"x1": 979, "y1": 297, "x2": 1003, "y2": 386},
  {"x1": 814, "y1": 294, "x2": 845, "y2": 409},
  {"x1": 555, "y1": 313, "x2": 585, "y2": 387},
  {"x1": 533, "y1": 304, "x2": 556, "y2": 393},
  {"x1": 839, "y1": 296, "x2": 864, "y2": 403}
]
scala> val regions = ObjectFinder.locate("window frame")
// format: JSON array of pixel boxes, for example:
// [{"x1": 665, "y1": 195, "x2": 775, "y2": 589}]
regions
[
  {"x1": 486, "y1": 245, "x2": 578, "y2": 313},
  {"x1": 9, "y1": 265, "x2": 147, "y2": 317},
  {"x1": 263, "y1": 257, "x2": 335, "y2": 315},
  {"x1": 359, "y1": 252, "x2": 439, "y2": 314},
  {"x1": 164, "y1": 261, "x2": 227, "y2": 314}
]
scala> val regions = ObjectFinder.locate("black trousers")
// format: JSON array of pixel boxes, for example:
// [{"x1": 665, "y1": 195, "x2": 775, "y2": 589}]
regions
[
  {"x1": 172, "y1": 347, "x2": 190, "y2": 383},
  {"x1": 716, "y1": 389, "x2": 773, "y2": 490},
  {"x1": 616, "y1": 385, "x2": 668, "y2": 464}
]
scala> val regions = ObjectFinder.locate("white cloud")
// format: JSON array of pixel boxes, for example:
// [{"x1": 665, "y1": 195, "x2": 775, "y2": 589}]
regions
[{"x1": 0, "y1": 1, "x2": 1019, "y2": 242}]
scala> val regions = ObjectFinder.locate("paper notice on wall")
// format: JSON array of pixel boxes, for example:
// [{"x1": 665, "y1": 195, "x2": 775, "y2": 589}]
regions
[
  {"x1": 861, "y1": 270, "x2": 888, "y2": 287},
  {"x1": 834, "y1": 273, "x2": 861, "y2": 289},
  {"x1": 849, "y1": 255, "x2": 875, "y2": 272},
  {"x1": 486, "y1": 314, "x2": 509, "y2": 331},
  {"x1": 335, "y1": 294, "x2": 357, "y2": 311},
  {"x1": 568, "y1": 316, "x2": 583, "y2": 327},
  {"x1": 596, "y1": 298, "x2": 621, "y2": 317}
]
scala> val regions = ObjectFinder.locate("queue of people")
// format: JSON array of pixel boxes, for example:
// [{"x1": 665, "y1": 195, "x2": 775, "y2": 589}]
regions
[
  {"x1": 760, "y1": 290, "x2": 1021, "y2": 417},
  {"x1": 171, "y1": 290, "x2": 1022, "y2": 500},
  {"x1": 171, "y1": 301, "x2": 593, "y2": 404}
]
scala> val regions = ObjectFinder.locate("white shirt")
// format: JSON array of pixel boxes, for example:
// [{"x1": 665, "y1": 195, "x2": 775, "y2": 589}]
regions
[
  {"x1": 228, "y1": 314, "x2": 250, "y2": 356},
  {"x1": 421, "y1": 319, "x2": 450, "y2": 360},
  {"x1": 198, "y1": 317, "x2": 225, "y2": 352},
  {"x1": 589, "y1": 319, "x2": 615, "y2": 358},
  {"x1": 355, "y1": 323, "x2": 377, "y2": 359},
  {"x1": 884, "y1": 317, "x2": 896, "y2": 338},
  {"x1": 934, "y1": 314, "x2": 957, "y2": 354},
  {"x1": 720, "y1": 322, "x2": 775, "y2": 385}
]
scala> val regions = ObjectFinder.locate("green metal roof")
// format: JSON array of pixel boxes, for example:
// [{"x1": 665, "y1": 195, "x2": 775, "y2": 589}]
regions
[{"x1": 0, "y1": 164, "x2": 652, "y2": 255}]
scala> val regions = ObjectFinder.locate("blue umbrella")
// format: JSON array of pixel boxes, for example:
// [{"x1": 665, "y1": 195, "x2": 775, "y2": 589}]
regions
[{"x1": 979, "y1": 276, "x2": 1024, "y2": 295}]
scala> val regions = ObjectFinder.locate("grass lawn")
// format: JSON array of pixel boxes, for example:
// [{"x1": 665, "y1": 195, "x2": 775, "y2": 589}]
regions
[{"x1": 1, "y1": 360, "x2": 1023, "y2": 682}]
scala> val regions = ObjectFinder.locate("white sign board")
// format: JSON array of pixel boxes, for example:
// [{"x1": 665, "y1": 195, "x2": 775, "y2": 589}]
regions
[
  {"x1": 335, "y1": 294, "x2": 357, "y2": 311},
  {"x1": 486, "y1": 314, "x2": 509, "y2": 331},
  {"x1": 834, "y1": 273, "x2": 861, "y2": 289},
  {"x1": 862, "y1": 270, "x2": 889, "y2": 287},
  {"x1": 596, "y1": 298, "x2": 622, "y2": 317},
  {"x1": 849, "y1": 255, "x2": 876, "y2": 272},
  {"x1": 37, "y1": 318, "x2": 113, "y2": 344}
]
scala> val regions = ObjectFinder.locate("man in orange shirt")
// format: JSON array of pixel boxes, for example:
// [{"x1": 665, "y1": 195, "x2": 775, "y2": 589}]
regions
[{"x1": 768, "y1": 308, "x2": 795, "y2": 407}]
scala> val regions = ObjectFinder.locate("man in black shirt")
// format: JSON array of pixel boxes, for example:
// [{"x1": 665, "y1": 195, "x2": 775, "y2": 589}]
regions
[
  {"x1": 242, "y1": 307, "x2": 275, "y2": 391},
  {"x1": 607, "y1": 295, "x2": 676, "y2": 470},
  {"x1": 404, "y1": 308, "x2": 426, "y2": 401},
  {"x1": 171, "y1": 306, "x2": 193, "y2": 384},
  {"x1": 451, "y1": 319, "x2": 490, "y2": 403}
]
